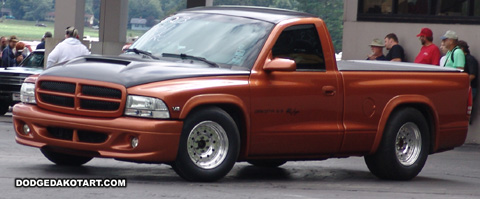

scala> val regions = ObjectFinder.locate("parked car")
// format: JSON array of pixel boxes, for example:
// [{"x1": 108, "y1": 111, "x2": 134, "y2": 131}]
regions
[
  {"x1": 35, "y1": 23, "x2": 47, "y2": 27},
  {"x1": 0, "y1": 49, "x2": 44, "y2": 115}
]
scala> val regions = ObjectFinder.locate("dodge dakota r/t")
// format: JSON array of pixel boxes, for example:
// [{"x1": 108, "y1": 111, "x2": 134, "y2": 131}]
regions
[{"x1": 12, "y1": 6, "x2": 470, "y2": 182}]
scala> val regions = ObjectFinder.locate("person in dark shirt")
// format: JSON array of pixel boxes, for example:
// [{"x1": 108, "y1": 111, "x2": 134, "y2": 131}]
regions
[
  {"x1": 36, "y1": 31, "x2": 52, "y2": 50},
  {"x1": 366, "y1": 38, "x2": 386, "y2": 61},
  {"x1": 2, "y1": 35, "x2": 19, "y2": 67},
  {"x1": 458, "y1": 40, "x2": 478, "y2": 124},
  {"x1": 384, "y1": 33, "x2": 405, "y2": 62},
  {"x1": 458, "y1": 40, "x2": 478, "y2": 99}
]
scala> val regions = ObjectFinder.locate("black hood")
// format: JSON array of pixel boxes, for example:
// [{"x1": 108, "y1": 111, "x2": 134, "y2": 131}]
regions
[{"x1": 40, "y1": 55, "x2": 250, "y2": 88}]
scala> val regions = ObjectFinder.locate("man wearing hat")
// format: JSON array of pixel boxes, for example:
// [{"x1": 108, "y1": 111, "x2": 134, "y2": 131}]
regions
[
  {"x1": 2, "y1": 35, "x2": 19, "y2": 67},
  {"x1": 36, "y1": 31, "x2": 52, "y2": 50},
  {"x1": 442, "y1": 30, "x2": 465, "y2": 69},
  {"x1": 414, "y1": 28, "x2": 440, "y2": 66},
  {"x1": 367, "y1": 38, "x2": 386, "y2": 60}
]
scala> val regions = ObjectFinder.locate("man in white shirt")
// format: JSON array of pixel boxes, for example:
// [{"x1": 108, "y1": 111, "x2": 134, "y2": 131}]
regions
[{"x1": 46, "y1": 26, "x2": 90, "y2": 68}]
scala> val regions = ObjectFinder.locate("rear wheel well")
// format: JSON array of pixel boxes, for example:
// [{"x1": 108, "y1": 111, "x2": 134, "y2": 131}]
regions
[
  {"x1": 389, "y1": 104, "x2": 436, "y2": 153},
  {"x1": 186, "y1": 104, "x2": 247, "y2": 159}
]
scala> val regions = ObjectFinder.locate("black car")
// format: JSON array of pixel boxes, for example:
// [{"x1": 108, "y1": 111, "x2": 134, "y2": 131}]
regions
[{"x1": 0, "y1": 49, "x2": 44, "y2": 115}]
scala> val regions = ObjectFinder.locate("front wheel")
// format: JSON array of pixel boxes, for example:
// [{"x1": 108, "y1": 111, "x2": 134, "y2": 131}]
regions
[
  {"x1": 365, "y1": 107, "x2": 430, "y2": 180},
  {"x1": 172, "y1": 107, "x2": 240, "y2": 182},
  {"x1": 40, "y1": 148, "x2": 93, "y2": 166}
]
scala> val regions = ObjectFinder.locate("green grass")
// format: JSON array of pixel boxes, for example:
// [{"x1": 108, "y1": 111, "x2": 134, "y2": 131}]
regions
[{"x1": 0, "y1": 19, "x2": 147, "y2": 42}]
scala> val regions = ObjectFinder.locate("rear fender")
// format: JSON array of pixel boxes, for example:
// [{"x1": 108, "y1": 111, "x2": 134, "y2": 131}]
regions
[{"x1": 370, "y1": 95, "x2": 439, "y2": 154}]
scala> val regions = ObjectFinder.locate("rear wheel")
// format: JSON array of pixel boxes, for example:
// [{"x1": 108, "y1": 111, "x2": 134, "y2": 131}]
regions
[
  {"x1": 172, "y1": 107, "x2": 240, "y2": 182},
  {"x1": 40, "y1": 148, "x2": 93, "y2": 166},
  {"x1": 365, "y1": 107, "x2": 430, "y2": 180}
]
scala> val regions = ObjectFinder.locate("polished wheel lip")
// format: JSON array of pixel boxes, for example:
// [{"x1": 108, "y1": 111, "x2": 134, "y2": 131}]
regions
[
  {"x1": 395, "y1": 122, "x2": 422, "y2": 166},
  {"x1": 187, "y1": 121, "x2": 229, "y2": 169}
]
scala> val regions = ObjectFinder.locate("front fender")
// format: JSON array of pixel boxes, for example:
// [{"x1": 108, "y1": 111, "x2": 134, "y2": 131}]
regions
[{"x1": 179, "y1": 94, "x2": 249, "y2": 120}]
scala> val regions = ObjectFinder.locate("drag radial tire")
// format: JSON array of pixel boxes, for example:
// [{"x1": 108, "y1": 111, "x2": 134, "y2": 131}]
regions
[
  {"x1": 364, "y1": 107, "x2": 430, "y2": 180},
  {"x1": 40, "y1": 148, "x2": 93, "y2": 166},
  {"x1": 172, "y1": 107, "x2": 240, "y2": 182}
]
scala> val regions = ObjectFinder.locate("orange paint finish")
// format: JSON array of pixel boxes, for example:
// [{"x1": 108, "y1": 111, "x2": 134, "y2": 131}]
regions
[
  {"x1": 340, "y1": 71, "x2": 469, "y2": 154},
  {"x1": 11, "y1": 14, "x2": 470, "y2": 165},
  {"x1": 13, "y1": 103, "x2": 183, "y2": 162}
]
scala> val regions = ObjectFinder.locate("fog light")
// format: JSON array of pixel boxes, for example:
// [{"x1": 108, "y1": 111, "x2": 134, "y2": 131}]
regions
[
  {"x1": 131, "y1": 137, "x2": 139, "y2": 148},
  {"x1": 23, "y1": 124, "x2": 31, "y2": 135}
]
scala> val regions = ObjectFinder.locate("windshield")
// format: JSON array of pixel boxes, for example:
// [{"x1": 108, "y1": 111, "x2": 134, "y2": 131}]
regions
[
  {"x1": 20, "y1": 52, "x2": 44, "y2": 69},
  {"x1": 129, "y1": 13, "x2": 274, "y2": 70}
]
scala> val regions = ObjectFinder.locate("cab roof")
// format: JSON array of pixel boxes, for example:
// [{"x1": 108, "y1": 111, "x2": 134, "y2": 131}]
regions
[{"x1": 182, "y1": 6, "x2": 319, "y2": 24}]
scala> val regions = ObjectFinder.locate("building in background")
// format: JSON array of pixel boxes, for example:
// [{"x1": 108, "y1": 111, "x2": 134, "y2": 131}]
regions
[
  {"x1": 342, "y1": 0, "x2": 480, "y2": 143},
  {"x1": 130, "y1": 18, "x2": 149, "y2": 30}
]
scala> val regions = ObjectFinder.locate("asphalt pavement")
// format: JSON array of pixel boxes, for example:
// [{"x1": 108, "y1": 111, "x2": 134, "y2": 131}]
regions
[{"x1": 1, "y1": 114, "x2": 479, "y2": 199}]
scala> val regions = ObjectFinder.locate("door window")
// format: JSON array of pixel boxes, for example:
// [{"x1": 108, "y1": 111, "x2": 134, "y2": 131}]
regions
[{"x1": 272, "y1": 24, "x2": 325, "y2": 71}]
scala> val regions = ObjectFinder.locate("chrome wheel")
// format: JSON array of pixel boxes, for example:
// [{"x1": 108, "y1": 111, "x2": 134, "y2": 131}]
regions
[
  {"x1": 187, "y1": 121, "x2": 229, "y2": 169},
  {"x1": 395, "y1": 122, "x2": 422, "y2": 166}
]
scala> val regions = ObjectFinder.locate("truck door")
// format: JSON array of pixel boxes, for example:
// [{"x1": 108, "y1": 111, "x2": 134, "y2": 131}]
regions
[{"x1": 249, "y1": 24, "x2": 343, "y2": 156}]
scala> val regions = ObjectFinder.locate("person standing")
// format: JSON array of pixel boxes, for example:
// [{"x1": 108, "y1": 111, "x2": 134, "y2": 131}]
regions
[
  {"x1": 441, "y1": 30, "x2": 465, "y2": 69},
  {"x1": 36, "y1": 31, "x2": 52, "y2": 50},
  {"x1": 366, "y1": 38, "x2": 386, "y2": 60},
  {"x1": 384, "y1": 33, "x2": 405, "y2": 62},
  {"x1": 0, "y1": 36, "x2": 7, "y2": 52},
  {"x1": 1, "y1": 35, "x2": 19, "y2": 67},
  {"x1": 0, "y1": 36, "x2": 7, "y2": 66},
  {"x1": 414, "y1": 28, "x2": 441, "y2": 65},
  {"x1": 457, "y1": 40, "x2": 478, "y2": 98},
  {"x1": 46, "y1": 26, "x2": 90, "y2": 68}
]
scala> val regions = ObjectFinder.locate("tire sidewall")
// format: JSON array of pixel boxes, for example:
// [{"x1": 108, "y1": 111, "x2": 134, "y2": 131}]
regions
[
  {"x1": 174, "y1": 107, "x2": 240, "y2": 181},
  {"x1": 367, "y1": 107, "x2": 430, "y2": 180}
]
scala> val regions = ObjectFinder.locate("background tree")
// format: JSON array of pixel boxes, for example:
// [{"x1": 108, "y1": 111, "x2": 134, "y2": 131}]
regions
[{"x1": 22, "y1": 0, "x2": 54, "y2": 21}]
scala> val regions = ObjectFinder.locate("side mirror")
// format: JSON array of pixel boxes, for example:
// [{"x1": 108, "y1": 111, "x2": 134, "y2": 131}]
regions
[{"x1": 263, "y1": 58, "x2": 296, "y2": 72}]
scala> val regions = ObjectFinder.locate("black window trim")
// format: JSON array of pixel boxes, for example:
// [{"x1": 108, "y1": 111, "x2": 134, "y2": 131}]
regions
[{"x1": 357, "y1": 0, "x2": 480, "y2": 24}]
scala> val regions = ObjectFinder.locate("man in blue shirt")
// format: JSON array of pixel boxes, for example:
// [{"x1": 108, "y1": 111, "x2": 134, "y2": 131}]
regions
[{"x1": 2, "y1": 35, "x2": 19, "y2": 67}]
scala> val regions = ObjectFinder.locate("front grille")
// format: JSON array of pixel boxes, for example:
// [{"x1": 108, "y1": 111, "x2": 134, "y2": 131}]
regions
[
  {"x1": 0, "y1": 73, "x2": 30, "y2": 92},
  {"x1": 36, "y1": 79, "x2": 125, "y2": 117},
  {"x1": 0, "y1": 84, "x2": 21, "y2": 92},
  {"x1": 47, "y1": 127, "x2": 73, "y2": 141},
  {"x1": 82, "y1": 85, "x2": 122, "y2": 99},
  {"x1": 40, "y1": 81, "x2": 76, "y2": 93},
  {"x1": 40, "y1": 94, "x2": 74, "y2": 107},
  {"x1": 77, "y1": 130, "x2": 108, "y2": 143},
  {"x1": 46, "y1": 127, "x2": 108, "y2": 143},
  {"x1": 80, "y1": 99, "x2": 120, "y2": 111}
]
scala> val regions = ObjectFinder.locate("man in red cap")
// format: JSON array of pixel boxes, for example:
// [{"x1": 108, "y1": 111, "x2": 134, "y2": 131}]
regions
[{"x1": 414, "y1": 28, "x2": 441, "y2": 65}]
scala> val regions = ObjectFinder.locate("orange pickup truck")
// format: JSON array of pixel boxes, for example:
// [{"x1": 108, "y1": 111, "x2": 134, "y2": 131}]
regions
[{"x1": 13, "y1": 6, "x2": 470, "y2": 182}]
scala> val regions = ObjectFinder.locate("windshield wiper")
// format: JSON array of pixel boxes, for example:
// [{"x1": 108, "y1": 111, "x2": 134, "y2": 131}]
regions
[
  {"x1": 162, "y1": 53, "x2": 219, "y2": 68},
  {"x1": 125, "y1": 48, "x2": 160, "y2": 60}
]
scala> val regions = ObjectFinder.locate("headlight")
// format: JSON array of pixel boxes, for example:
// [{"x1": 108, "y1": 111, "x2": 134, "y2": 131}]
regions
[
  {"x1": 20, "y1": 83, "x2": 36, "y2": 104},
  {"x1": 124, "y1": 95, "x2": 170, "y2": 118}
]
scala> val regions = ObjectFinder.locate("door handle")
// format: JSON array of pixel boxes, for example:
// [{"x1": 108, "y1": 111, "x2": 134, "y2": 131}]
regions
[{"x1": 322, "y1": 86, "x2": 336, "y2": 96}]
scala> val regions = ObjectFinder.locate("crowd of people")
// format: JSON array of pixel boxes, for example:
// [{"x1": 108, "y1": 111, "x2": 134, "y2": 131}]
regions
[
  {"x1": 367, "y1": 28, "x2": 478, "y2": 100},
  {"x1": 0, "y1": 26, "x2": 90, "y2": 68},
  {"x1": 1, "y1": 35, "x2": 26, "y2": 67}
]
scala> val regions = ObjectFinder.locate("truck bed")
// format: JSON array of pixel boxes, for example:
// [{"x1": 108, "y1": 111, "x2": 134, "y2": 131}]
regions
[{"x1": 337, "y1": 60, "x2": 462, "y2": 72}]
